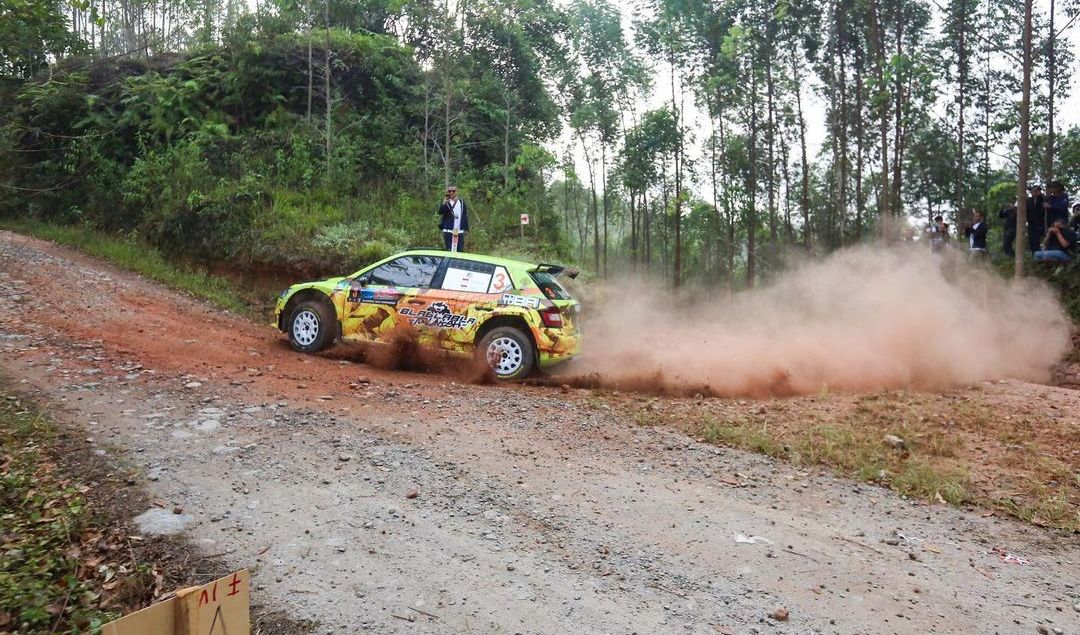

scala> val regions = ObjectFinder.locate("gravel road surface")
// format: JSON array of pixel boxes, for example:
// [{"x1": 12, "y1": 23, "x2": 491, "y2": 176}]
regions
[{"x1": 1, "y1": 230, "x2": 1077, "y2": 634}]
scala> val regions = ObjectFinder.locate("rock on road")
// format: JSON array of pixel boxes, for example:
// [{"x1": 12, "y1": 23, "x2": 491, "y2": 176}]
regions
[{"x1": 0, "y1": 230, "x2": 1077, "y2": 634}]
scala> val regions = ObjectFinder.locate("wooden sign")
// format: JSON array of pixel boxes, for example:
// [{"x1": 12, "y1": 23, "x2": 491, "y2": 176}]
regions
[{"x1": 102, "y1": 570, "x2": 250, "y2": 635}]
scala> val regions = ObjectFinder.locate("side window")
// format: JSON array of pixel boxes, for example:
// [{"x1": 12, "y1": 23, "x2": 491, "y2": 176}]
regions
[
  {"x1": 488, "y1": 266, "x2": 513, "y2": 293},
  {"x1": 442, "y1": 258, "x2": 495, "y2": 293},
  {"x1": 366, "y1": 256, "x2": 442, "y2": 288}
]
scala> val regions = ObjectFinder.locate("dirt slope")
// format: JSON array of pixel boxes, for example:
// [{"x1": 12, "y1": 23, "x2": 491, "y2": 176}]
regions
[{"x1": 1, "y1": 230, "x2": 1078, "y2": 635}]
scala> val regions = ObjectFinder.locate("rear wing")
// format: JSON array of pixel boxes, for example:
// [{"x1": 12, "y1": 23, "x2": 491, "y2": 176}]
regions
[{"x1": 531, "y1": 263, "x2": 580, "y2": 279}]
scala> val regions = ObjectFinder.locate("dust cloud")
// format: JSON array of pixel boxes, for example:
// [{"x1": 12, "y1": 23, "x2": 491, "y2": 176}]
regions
[{"x1": 566, "y1": 246, "x2": 1072, "y2": 397}]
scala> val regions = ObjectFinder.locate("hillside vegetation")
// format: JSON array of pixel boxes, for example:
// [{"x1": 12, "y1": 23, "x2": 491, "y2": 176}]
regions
[
  {"x1": 2, "y1": 0, "x2": 1079, "y2": 305},
  {"x1": 1, "y1": 26, "x2": 567, "y2": 276}
]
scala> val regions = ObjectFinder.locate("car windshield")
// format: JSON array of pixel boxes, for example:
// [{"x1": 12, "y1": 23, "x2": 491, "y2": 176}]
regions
[{"x1": 530, "y1": 271, "x2": 572, "y2": 300}]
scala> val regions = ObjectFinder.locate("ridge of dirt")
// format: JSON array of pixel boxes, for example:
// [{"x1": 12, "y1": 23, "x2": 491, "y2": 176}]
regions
[{"x1": 2, "y1": 230, "x2": 1079, "y2": 634}]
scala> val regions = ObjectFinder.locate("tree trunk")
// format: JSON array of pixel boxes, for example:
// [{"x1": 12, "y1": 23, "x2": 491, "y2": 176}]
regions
[
  {"x1": 890, "y1": 6, "x2": 904, "y2": 217},
  {"x1": 868, "y1": 0, "x2": 890, "y2": 235},
  {"x1": 766, "y1": 46, "x2": 777, "y2": 261},
  {"x1": 324, "y1": 0, "x2": 332, "y2": 178},
  {"x1": 644, "y1": 193, "x2": 651, "y2": 272},
  {"x1": 580, "y1": 134, "x2": 600, "y2": 273},
  {"x1": 781, "y1": 128, "x2": 793, "y2": 241},
  {"x1": 1043, "y1": 0, "x2": 1056, "y2": 182},
  {"x1": 746, "y1": 54, "x2": 759, "y2": 289},
  {"x1": 601, "y1": 142, "x2": 609, "y2": 278},
  {"x1": 838, "y1": 38, "x2": 849, "y2": 245},
  {"x1": 306, "y1": 23, "x2": 313, "y2": 122},
  {"x1": 791, "y1": 51, "x2": 810, "y2": 249},
  {"x1": 711, "y1": 120, "x2": 723, "y2": 279},
  {"x1": 956, "y1": 0, "x2": 968, "y2": 213},
  {"x1": 855, "y1": 44, "x2": 866, "y2": 240},
  {"x1": 503, "y1": 91, "x2": 511, "y2": 187},
  {"x1": 671, "y1": 56, "x2": 682, "y2": 289},
  {"x1": 629, "y1": 190, "x2": 637, "y2": 269},
  {"x1": 1016, "y1": 0, "x2": 1033, "y2": 278}
]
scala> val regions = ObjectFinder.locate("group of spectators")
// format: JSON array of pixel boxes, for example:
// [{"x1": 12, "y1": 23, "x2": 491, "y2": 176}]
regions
[{"x1": 927, "y1": 180, "x2": 1079, "y2": 263}]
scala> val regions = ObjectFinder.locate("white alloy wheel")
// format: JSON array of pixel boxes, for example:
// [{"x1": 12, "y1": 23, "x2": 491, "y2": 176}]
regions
[
  {"x1": 292, "y1": 309, "x2": 320, "y2": 347},
  {"x1": 487, "y1": 336, "x2": 524, "y2": 376}
]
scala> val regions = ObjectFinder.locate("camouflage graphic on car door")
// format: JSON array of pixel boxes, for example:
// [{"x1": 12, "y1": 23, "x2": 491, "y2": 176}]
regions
[
  {"x1": 398, "y1": 258, "x2": 508, "y2": 351},
  {"x1": 338, "y1": 255, "x2": 442, "y2": 342}
]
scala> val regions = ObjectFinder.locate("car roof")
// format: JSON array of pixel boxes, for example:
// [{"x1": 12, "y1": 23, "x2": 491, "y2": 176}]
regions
[{"x1": 396, "y1": 249, "x2": 538, "y2": 270}]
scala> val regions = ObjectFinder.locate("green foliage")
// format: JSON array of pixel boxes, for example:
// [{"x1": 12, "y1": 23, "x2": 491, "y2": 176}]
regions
[
  {"x1": 1, "y1": 28, "x2": 574, "y2": 277},
  {"x1": 0, "y1": 0, "x2": 83, "y2": 80},
  {"x1": 0, "y1": 396, "x2": 117, "y2": 634}
]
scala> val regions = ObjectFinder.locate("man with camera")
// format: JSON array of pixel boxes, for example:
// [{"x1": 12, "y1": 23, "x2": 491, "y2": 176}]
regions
[
  {"x1": 437, "y1": 185, "x2": 469, "y2": 252},
  {"x1": 1033, "y1": 217, "x2": 1077, "y2": 263},
  {"x1": 963, "y1": 210, "x2": 988, "y2": 258}
]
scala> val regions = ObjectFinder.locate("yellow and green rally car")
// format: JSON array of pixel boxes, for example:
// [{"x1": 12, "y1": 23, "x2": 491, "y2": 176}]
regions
[{"x1": 274, "y1": 250, "x2": 581, "y2": 380}]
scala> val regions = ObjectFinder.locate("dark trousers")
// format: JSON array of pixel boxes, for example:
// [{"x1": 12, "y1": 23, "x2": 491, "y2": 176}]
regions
[
  {"x1": 442, "y1": 232, "x2": 465, "y2": 252},
  {"x1": 1029, "y1": 226, "x2": 1045, "y2": 254},
  {"x1": 1003, "y1": 230, "x2": 1015, "y2": 258}
]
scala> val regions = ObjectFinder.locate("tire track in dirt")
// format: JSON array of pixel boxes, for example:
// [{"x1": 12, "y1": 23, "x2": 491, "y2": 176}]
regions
[{"x1": 2, "y1": 230, "x2": 1078, "y2": 634}]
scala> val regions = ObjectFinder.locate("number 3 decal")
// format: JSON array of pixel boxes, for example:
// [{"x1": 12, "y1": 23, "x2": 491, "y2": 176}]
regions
[{"x1": 491, "y1": 272, "x2": 508, "y2": 292}]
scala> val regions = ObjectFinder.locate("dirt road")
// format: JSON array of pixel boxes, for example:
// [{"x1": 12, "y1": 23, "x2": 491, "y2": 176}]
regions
[{"x1": 1, "y1": 230, "x2": 1077, "y2": 634}]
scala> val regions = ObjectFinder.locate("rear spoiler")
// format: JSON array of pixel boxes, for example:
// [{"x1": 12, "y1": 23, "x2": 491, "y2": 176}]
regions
[{"x1": 531, "y1": 263, "x2": 579, "y2": 279}]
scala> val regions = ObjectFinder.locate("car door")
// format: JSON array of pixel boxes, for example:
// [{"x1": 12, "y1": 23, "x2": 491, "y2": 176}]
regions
[
  {"x1": 340, "y1": 255, "x2": 443, "y2": 342},
  {"x1": 416, "y1": 257, "x2": 511, "y2": 351}
]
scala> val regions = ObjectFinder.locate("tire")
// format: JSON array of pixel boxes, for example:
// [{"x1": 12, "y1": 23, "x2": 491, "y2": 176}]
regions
[
  {"x1": 287, "y1": 300, "x2": 336, "y2": 353},
  {"x1": 478, "y1": 326, "x2": 535, "y2": 380}
]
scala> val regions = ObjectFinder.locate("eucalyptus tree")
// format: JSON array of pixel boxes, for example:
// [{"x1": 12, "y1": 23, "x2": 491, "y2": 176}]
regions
[
  {"x1": 564, "y1": 0, "x2": 647, "y2": 276},
  {"x1": 621, "y1": 108, "x2": 679, "y2": 273},
  {"x1": 1016, "y1": 0, "x2": 1034, "y2": 276}
]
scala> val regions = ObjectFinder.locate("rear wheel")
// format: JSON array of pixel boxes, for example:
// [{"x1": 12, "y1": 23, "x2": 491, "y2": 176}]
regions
[
  {"x1": 478, "y1": 326, "x2": 535, "y2": 380},
  {"x1": 287, "y1": 300, "x2": 335, "y2": 353}
]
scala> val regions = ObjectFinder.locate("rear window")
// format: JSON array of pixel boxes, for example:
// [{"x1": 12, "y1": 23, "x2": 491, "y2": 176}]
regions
[
  {"x1": 442, "y1": 258, "x2": 495, "y2": 293},
  {"x1": 530, "y1": 271, "x2": 572, "y2": 300}
]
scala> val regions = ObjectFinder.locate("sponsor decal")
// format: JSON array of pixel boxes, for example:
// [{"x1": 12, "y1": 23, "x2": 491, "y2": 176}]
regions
[
  {"x1": 499, "y1": 293, "x2": 540, "y2": 309},
  {"x1": 399, "y1": 301, "x2": 478, "y2": 329},
  {"x1": 443, "y1": 267, "x2": 492, "y2": 293},
  {"x1": 348, "y1": 286, "x2": 399, "y2": 305}
]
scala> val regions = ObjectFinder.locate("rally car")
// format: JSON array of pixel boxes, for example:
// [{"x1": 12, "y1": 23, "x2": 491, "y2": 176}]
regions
[{"x1": 274, "y1": 250, "x2": 581, "y2": 380}]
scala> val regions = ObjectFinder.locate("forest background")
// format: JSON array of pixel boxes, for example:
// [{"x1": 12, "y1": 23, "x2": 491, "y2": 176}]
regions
[{"x1": 2, "y1": 0, "x2": 1079, "y2": 310}]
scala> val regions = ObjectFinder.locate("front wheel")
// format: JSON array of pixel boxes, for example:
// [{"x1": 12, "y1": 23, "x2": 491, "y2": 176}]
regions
[
  {"x1": 478, "y1": 326, "x2": 535, "y2": 380},
  {"x1": 287, "y1": 300, "x2": 335, "y2": 353}
]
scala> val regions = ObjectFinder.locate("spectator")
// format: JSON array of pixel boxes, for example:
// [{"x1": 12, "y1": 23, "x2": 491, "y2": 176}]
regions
[
  {"x1": 999, "y1": 203, "x2": 1017, "y2": 258},
  {"x1": 1027, "y1": 184, "x2": 1047, "y2": 254},
  {"x1": 927, "y1": 215, "x2": 949, "y2": 253},
  {"x1": 437, "y1": 185, "x2": 469, "y2": 252},
  {"x1": 1070, "y1": 203, "x2": 1080, "y2": 233},
  {"x1": 1033, "y1": 218, "x2": 1077, "y2": 262},
  {"x1": 1045, "y1": 180, "x2": 1070, "y2": 226},
  {"x1": 963, "y1": 210, "x2": 988, "y2": 257}
]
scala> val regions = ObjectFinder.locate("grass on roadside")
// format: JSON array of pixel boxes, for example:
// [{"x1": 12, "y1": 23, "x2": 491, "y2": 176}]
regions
[
  {"x1": 691, "y1": 392, "x2": 1079, "y2": 531},
  {"x1": 697, "y1": 410, "x2": 972, "y2": 506},
  {"x1": 0, "y1": 218, "x2": 252, "y2": 316},
  {"x1": 0, "y1": 393, "x2": 146, "y2": 633}
]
